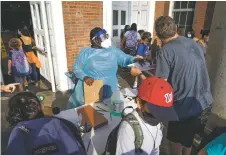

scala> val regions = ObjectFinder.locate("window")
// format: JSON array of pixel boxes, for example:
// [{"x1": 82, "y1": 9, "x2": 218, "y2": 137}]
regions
[
  {"x1": 121, "y1": 11, "x2": 126, "y2": 25},
  {"x1": 172, "y1": 1, "x2": 196, "y2": 32},
  {"x1": 113, "y1": 10, "x2": 118, "y2": 25},
  {"x1": 113, "y1": 29, "x2": 118, "y2": 37}
]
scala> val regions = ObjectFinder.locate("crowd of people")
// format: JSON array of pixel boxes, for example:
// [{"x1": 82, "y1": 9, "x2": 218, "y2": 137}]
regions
[{"x1": 1, "y1": 15, "x2": 226, "y2": 155}]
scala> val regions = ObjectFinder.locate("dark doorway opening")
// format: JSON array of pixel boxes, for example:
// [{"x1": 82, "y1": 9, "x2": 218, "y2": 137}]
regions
[{"x1": 1, "y1": 1, "x2": 33, "y2": 84}]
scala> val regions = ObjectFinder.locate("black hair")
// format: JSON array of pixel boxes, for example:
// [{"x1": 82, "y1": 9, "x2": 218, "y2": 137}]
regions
[
  {"x1": 20, "y1": 27, "x2": 30, "y2": 37},
  {"x1": 124, "y1": 25, "x2": 131, "y2": 32},
  {"x1": 90, "y1": 27, "x2": 102, "y2": 40},
  {"x1": 177, "y1": 26, "x2": 185, "y2": 36},
  {"x1": 138, "y1": 30, "x2": 145, "y2": 36},
  {"x1": 186, "y1": 29, "x2": 195, "y2": 39},
  {"x1": 131, "y1": 23, "x2": 137, "y2": 31},
  {"x1": 200, "y1": 29, "x2": 210, "y2": 38},
  {"x1": 155, "y1": 16, "x2": 177, "y2": 39},
  {"x1": 7, "y1": 92, "x2": 44, "y2": 126},
  {"x1": 90, "y1": 27, "x2": 102, "y2": 48},
  {"x1": 141, "y1": 32, "x2": 152, "y2": 40}
]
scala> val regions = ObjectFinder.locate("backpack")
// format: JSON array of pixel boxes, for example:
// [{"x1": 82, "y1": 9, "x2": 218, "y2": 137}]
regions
[
  {"x1": 6, "y1": 117, "x2": 86, "y2": 155},
  {"x1": 11, "y1": 49, "x2": 30, "y2": 76},
  {"x1": 104, "y1": 110, "x2": 144, "y2": 155},
  {"x1": 126, "y1": 31, "x2": 139, "y2": 50}
]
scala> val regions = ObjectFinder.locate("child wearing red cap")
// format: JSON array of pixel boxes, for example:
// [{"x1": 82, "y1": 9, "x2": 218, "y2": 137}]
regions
[{"x1": 115, "y1": 75, "x2": 176, "y2": 155}]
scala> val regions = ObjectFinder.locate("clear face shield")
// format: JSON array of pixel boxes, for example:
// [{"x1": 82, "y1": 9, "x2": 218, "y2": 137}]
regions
[{"x1": 92, "y1": 29, "x2": 112, "y2": 48}]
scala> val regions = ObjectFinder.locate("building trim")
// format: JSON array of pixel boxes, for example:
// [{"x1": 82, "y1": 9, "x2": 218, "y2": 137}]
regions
[
  {"x1": 50, "y1": 1, "x2": 69, "y2": 91},
  {"x1": 173, "y1": 8, "x2": 195, "y2": 12},
  {"x1": 148, "y1": 0, "x2": 156, "y2": 35},
  {"x1": 103, "y1": 1, "x2": 112, "y2": 37},
  {"x1": 169, "y1": 1, "x2": 174, "y2": 17}
]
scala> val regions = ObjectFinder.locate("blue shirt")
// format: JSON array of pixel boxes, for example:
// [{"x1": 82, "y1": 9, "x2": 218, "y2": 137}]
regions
[
  {"x1": 136, "y1": 43, "x2": 149, "y2": 57},
  {"x1": 205, "y1": 132, "x2": 226, "y2": 155},
  {"x1": 155, "y1": 36, "x2": 212, "y2": 120}
]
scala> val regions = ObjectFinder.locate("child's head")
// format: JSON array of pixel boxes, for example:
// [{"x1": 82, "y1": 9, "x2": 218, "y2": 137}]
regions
[
  {"x1": 9, "y1": 38, "x2": 20, "y2": 51},
  {"x1": 141, "y1": 32, "x2": 152, "y2": 44},
  {"x1": 138, "y1": 30, "x2": 145, "y2": 36},
  {"x1": 7, "y1": 92, "x2": 44, "y2": 126}
]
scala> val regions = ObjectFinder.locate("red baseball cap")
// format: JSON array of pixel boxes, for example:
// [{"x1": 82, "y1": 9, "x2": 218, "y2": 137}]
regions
[{"x1": 138, "y1": 76, "x2": 179, "y2": 121}]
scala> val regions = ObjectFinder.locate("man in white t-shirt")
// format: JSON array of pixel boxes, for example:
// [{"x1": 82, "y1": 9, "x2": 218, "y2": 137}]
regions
[
  {"x1": 121, "y1": 23, "x2": 141, "y2": 56},
  {"x1": 115, "y1": 76, "x2": 176, "y2": 155}
]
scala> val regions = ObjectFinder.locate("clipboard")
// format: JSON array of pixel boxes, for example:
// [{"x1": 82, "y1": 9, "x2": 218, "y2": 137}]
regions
[
  {"x1": 84, "y1": 80, "x2": 103, "y2": 104},
  {"x1": 77, "y1": 105, "x2": 108, "y2": 129}
]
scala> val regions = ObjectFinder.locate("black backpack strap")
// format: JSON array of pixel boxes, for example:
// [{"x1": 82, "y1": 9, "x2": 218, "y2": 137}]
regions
[
  {"x1": 18, "y1": 37, "x2": 25, "y2": 47},
  {"x1": 123, "y1": 113, "x2": 144, "y2": 154}
]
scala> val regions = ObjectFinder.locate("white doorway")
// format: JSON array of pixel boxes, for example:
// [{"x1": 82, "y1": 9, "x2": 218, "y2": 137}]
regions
[
  {"x1": 131, "y1": 1, "x2": 149, "y2": 31},
  {"x1": 112, "y1": 1, "x2": 130, "y2": 48},
  {"x1": 30, "y1": 1, "x2": 56, "y2": 92}
]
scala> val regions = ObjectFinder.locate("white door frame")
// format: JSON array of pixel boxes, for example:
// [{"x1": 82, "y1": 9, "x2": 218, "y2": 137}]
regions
[
  {"x1": 48, "y1": 1, "x2": 69, "y2": 91},
  {"x1": 103, "y1": 1, "x2": 112, "y2": 37},
  {"x1": 168, "y1": 1, "x2": 174, "y2": 18},
  {"x1": 30, "y1": 1, "x2": 56, "y2": 92},
  {"x1": 147, "y1": 1, "x2": 156, "y2": 36},
  {"x1": 30, "y1": 1, "x2": 69, "y2": 92}
]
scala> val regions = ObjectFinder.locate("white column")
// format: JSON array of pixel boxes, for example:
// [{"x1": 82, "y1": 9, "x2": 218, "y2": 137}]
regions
[
  {"x1": 206, "y1": 1, "x2": 226, "y2": 119},
  {"x1": 50, "y1": 1, "x2": 69, "y2": 91},
  {"x1": 168, "y1": 1, "x2": 174, "y2": 18},
  {"x1": 103, "y1": 0, "x2": 112, "y2": 37},
  {"x1": 148, "y1": 0, "x2": 156, "y2": 35}
]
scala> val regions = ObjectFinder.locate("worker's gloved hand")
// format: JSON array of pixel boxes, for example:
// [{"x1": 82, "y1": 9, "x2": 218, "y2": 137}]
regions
[
  {"x1": 134, "y1": 58, "x2": 145, "y2": 67},
  {"x1": 84, "y1": 76, "x2": 94, "y2": 86}
]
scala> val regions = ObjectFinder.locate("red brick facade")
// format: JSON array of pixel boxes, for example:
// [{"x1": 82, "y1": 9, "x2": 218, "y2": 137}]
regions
[
  {"x1": 153, "y1": 1, "x2": 170, "y2": 46},
  {"x1": 62, "y1": 1, "x2": 103, "y2": 71},
  {"x1": 193, "y1": 2, "x2": 208, "y2": 38}
]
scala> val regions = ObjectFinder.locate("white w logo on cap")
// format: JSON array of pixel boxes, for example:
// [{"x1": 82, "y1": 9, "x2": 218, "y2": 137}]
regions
[{"x1": 164, "y1": 92, "x2": 173, "y2": 103}]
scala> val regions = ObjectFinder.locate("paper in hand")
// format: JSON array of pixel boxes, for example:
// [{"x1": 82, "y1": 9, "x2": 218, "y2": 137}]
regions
[{"x1": 127, "y1": 62, "x2": 152, "y2": 71}]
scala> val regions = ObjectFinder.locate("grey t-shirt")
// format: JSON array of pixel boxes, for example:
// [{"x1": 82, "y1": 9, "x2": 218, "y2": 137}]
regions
[{"x1": 155, "y1": 36, "x2": 212, "y2": 120}]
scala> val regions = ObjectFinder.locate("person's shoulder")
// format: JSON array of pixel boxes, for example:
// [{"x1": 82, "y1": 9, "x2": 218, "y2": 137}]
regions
[
  {"x1": 139, "y1": 43, "x2": 145, "y2": 47},
  {"x1": 124, "y1": 31, "x2": 130, "y2": 36},
  {"x1": 79, "y1": 47, "x2": 92, "y2": 54},
  {"x1": 162, "y1": 36, "x2": 189, "y2": 51},
  {"x1": 118, "y1": 120, "x2": 135, "y2": 138}
]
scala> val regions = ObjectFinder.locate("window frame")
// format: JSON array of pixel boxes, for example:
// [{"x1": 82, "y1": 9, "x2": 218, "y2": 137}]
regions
[{"x1": 172, "y1": 1, "x2": 196, "y2": 32}]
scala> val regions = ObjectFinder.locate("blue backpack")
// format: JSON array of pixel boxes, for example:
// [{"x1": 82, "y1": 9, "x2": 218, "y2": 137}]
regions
[{"x1": 6, "y1": 117, "x2": 86, "y2": 155}]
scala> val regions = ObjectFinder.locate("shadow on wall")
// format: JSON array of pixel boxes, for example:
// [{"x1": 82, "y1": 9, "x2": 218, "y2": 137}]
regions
[
  {"x1": 204, "y1": 2, "x2": 216, "y2": 30},
  {"x1": 52, "y1": 90, "x2": 71, "y2": 111}
]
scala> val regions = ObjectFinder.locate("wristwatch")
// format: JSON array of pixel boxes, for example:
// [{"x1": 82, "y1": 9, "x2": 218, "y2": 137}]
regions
[{"x1": 138, "y1": 73, "x2": 143, "y2": 77}]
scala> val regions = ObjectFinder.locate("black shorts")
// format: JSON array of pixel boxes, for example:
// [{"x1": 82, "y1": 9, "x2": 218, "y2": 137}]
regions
[
  {"x1": 167, "y1": 116, "x2": 204, "y2": 147},
  {"x1": 167, "y1": 107, "x2": 212, "y2": 147}
]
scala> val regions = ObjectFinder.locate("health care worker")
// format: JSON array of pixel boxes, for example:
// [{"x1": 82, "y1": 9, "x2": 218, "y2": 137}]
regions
[{"x1": 67, "y1": 27, "x2": 144, "y2": 109}]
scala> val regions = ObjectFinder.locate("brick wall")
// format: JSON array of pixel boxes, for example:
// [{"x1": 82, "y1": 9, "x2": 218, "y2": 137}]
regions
[
  {"x1": 193, "y1": 2, "x2": 208, "y2": 38},
  {"x1": 62, "y1": 1, "x2": 103, "y2": 71},
  {"x1": 152, "y1": 1, "x2": 170, "y2": 46}
]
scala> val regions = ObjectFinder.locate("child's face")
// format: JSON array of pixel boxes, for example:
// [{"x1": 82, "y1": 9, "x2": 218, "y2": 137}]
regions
[
  {"x1": 135, "y1": 97, "x2": 149, "y2": 113},
  {"x1": 143, "y1": 38, "x2": 151, "y2": 45}
]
